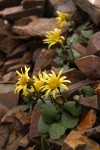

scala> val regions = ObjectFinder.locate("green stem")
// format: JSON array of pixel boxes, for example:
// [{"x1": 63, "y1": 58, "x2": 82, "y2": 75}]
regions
[
  {"x1": 61, "y1": 43, "x2": 68, "y2": 64},
  {"x1": 58, "y1": 88, "x2": 66, "y2": 103},
  {"x1": 69, "y1": 43, "x2": 75, "y2": 62},
  {"x1": 29, "y1": 104, "x2": 32, "y2": 114},
  {"x1": 50, "y1": 95, "x2": 57, "y2": 105},
  {"x1": 32, "y1": 83, "x2": 45, "y2": 104}
]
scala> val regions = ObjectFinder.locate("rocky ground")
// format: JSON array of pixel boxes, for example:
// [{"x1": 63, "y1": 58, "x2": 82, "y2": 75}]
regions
[{"x1": 0, "y1": 0, "x2": 100, "y2": 150}]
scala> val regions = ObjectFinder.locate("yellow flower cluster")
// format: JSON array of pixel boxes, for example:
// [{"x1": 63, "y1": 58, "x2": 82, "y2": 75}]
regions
[
  {"x1": 14, "y1": 66, "x2": 30, "y2": 96},
  {"x1": 43, "y1": 11, "x2": 70, "y2": 49},
  {"x1": 43, "y1": 28, "x2": 65, "y2": 49},
  {"x1": 56, "y1": 11, "x2": 69, "y2": 28},
  {"x1": 14, "y1": 66, "x2": 71, "y2": 99}
]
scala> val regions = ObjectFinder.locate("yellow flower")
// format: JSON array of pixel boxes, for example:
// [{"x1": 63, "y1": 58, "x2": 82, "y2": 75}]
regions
[
  {"x1": 56, "y1": 11, "x2": 69, "y2": 28},
  {"x1": 43, "y1": 28, "x2": 65, "y2": 49},
  {"x1": 14, "y1": 66, "x2": 30, "y2": 96},
  {"x1": 41, "y1": 69, "x2": 71, "y2": 99},
  {"x1": 32, "y1": 71, "x2": 48, "y2": 92}
]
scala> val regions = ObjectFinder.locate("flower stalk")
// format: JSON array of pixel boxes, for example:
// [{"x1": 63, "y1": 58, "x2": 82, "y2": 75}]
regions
[
  {"x1": 58, "y1": 88, "x2": 66, "y2": 103},
  {"x1": 32, "y1": 83, "x2": 45, "y2": 104}
]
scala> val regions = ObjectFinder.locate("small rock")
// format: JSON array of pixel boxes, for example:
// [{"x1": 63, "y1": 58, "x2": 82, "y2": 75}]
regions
[
  {"x1": 62, "y1": 131, "x2": 89, "y2": 150},
  {"x1": 79, "y1": 95, "x2": 100, "y2": 110},
  {"x1": 62, "y1": 79, "x2": 92, "y2": 100},
  {"x1": 48, "y1": 0, "x2": 77, "y2": 18},
  {"x1": 1, "y1": 105, "x2": 29, "y2": 123},
  {"x1": 87, "y1": 32, "x2": 100, "y2": 56},
  {"x1": 0, "y1": 0, "x2": 21, "y2": 9},
  {"x1": 7, "y1": 63, "x2": 31, "y2": 73},
  {"x1": 62, "y1": 68, "x2": 85, "y2": 84},
  {"x1": 3, "y1": 58, "x2": 22, "y2": 74},
  {"x1": 75, "y1": 0, "x2": 100, "y2": 25},
  {"x1": 3, "y1": 72, "x2": 16, "y2": 82},
  {"x1": 22, "y1": 51, "x2": 33, "y2": 63},
  {"x1": 75, "y1": 55, "x2": 100, "y2": 80},
  {"x1": 13, "y1": 109, "x2": 30, "y2": 125},
  {"x1": 6, "y1": 131, "x2": 23, "y2": 150},
  {"x1": 29, "y1": 104, "x2": 41, "y2": 140},
  {"x1": 48, "y1": 136, "x2": 66, "y2": 150},
  {"x1": 33, "y1": 48, "x2": 55, "y2": 75},
  {"x1": 22, "y1": 0, "x2": 45, "y2": 9},
  {"x1": 14, "y1": 16, "x2": 37, "y2": 26},
  {"x1": 0, "y1": 51, "x2": 6, "y2": 62},
  {"x1": 0, "y1": 60, "x2": 4, "y2": 67},
  {"x1": 0, "y1": 83, "x2": 19, "y2": 108},
  {"x1": 19, "y1": 134, "x2": 29, "y2": 147},
  {"x1": 0, "y1": 126, "x2": 10, "y2": 149},
  {"x1": 7, "y1": 44, "x2": 27, "y2": 59},
  {"x1": 0, "y1": 103, "x2": 9, "y2": 121},
  {"x1": 62, "y1": 130, "x2": 100, "y2": 150},
  {"x1": 71, "y1": 43, "x2": 86, "y2": 57},
  {"x1": 0, "y1": 5, "x2": 43, "y2": 20},
  {"x1": 32, "y1": 48, "x2": 43, "y2": 62},
  {"x1": 0, "y1": 35, "x2": 19, "y2": 53},
  {"x1": 77, "y1": 109, "x2": 96, "y2": 132},
  {"x1": 13, "y1": 17, "x2": 70, "y2": 37},
  {"x1": 86, "y1": 125, "x2": 100, "y2": 143},
  {"x1": 95, "y1": 84, "x2": 100, "y2": 96}
]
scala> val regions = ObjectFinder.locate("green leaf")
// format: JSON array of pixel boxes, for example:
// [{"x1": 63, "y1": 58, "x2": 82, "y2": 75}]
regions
[
  {"x1": 53, "y1": 57, "x2": 63, "y2": 66},
  {"x1": 77, "y1": 21, "x2": 90, "y2": 31},
  {"x1": 37, "y1": 99, "x2": 44, "y2": 107},
  {"x1": 61, "y1": 112, "x2": 79, "y2": 129},
  {"x1": 80, "y1": 30, "x2": 93, "y2": 39},
  {"x1": 63, "y1": 64, "x2": 70, "y2": 70},
  {"x1": 73, "y1": 49, "x2": 81, "y2": 59},
  {"x1": 40, "y1": 101, "x2": 58, "y2": 123},
  {"x1": 66, "y1": 48, "x2": 73, "y2": 63},
  {"x1": 81, "y1": 35, "x2": 88, "y2": 44},
  {"x1": 64, "y1": 101, "x2": 82, "y2": 117},
  {"x1": 57, "y1": 64, "x2": 70, "y2": 71},
  {"x1": 55, "y1": 48, "x2": 62, "y2": 54},
  {"x1": 41, "y1": 135, "x2": 48, "y2": 150},
  {"x1": 49, "y1": 123, "x2": 65, "y2": 139},
  {"x1": 73, "y1": 95, "x2": 80, "y2": 101},
  {"x1": 78, "y1": 86, "x2": 95, "y2": 97},
  {"x1": 67, "y1": 33, "x2": 80, "y2": 46},
  {"x1": 38, "y1": 116, "x2": 50, "y2": 134}
]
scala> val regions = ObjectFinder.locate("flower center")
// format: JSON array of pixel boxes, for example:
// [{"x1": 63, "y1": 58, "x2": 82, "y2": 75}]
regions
[
  {"x1": 20, "y1": 76, "x2": 28, "y2": 86},
  {"x1": 49, "y1": 77, "x2": 60, "y2": 89},
  {"x1": 54, "y1": 34, "x2": 60, "y2": 41}
]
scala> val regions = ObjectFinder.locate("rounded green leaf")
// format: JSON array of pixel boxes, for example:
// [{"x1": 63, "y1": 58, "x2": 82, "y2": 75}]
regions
[
  {"x1": 64, "y1": 101, "x2": 82, "y2": 117},
  {"x1": 61, "y1": 112, "x2": 79, "y2": 129},
  {"x1": 50, "y1": 123, "x2": 65, "y2": 139},
  {"x1": 40, "y1": 101, "x2": 58, "y2": 123},
  {"x1": 38, "y1": 116, "x2": 50, "y2": 134}
]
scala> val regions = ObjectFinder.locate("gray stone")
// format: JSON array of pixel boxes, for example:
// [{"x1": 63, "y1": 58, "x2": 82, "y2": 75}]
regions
[
  {"x1": 75, "y1": 55, "x2": 100, "y2": 80},
  {"x1": 48, "y1": 0, "x2": 77, "y2": 18},
  {"x1": 75, "y1": 0, "x2": 100, "y2": 25},
  {"x1": 13, "y1": 17, "x2": 70, "y2": 37},
  {"x1": 79, "y1": 95, "x2": 100, "y2": 110},
  {"x1": 86, "y1": 126, "x2": 100, "y2": 143},
  {"x1": 87, "y1": 32, "x2": 100, "y2": 56},
  {"x1": 0, "y1": 5, "x2": 43, "y2": 20}
]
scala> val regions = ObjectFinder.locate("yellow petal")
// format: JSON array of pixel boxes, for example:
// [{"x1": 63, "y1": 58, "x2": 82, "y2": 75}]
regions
[
  {"x1": 45, "y1": 89, "x2": 51, "y2": 98},
  {"x1": 57, "y1": 69, "x2": 63, "y2": 79},
  {"x1": 52, "y1": 89, "x2": 56, "y2": 99},
  {"x1": 16, "y1": 70, "x2": 23, "y2": 77},
  {"x1": 60, "y1": 84, "x2": 69, "y2": 90},
  {"x1": 50, "y1": 70, "x2": 56, "y2": 78}
]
